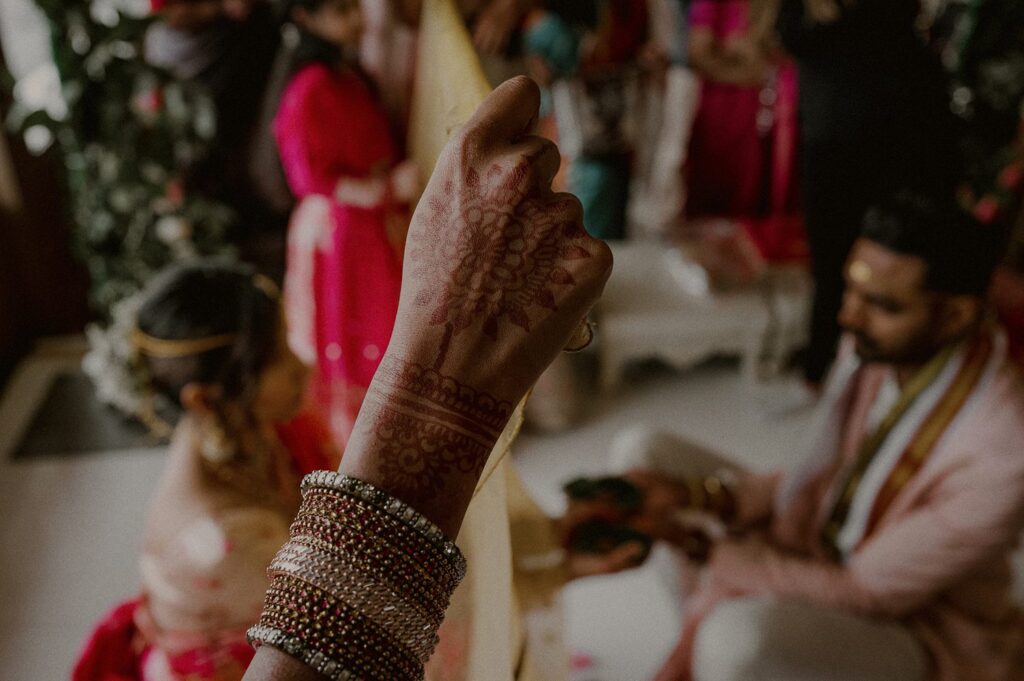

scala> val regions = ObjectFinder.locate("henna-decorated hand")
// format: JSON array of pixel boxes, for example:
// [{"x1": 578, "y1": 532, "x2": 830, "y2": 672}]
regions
[{"x1": 341, "y1": 77, "x2": 613, "y2": 537}]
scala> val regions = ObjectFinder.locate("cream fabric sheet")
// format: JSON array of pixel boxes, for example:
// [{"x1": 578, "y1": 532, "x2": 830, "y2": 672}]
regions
[{"x1": 410, "y1": 3, "x2": 567, "y2": 679}]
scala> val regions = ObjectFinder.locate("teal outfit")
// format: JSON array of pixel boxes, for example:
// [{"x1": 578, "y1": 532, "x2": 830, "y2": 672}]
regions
[{"x1": 524, "y1": 11, "x2": 632, "y2": 240}]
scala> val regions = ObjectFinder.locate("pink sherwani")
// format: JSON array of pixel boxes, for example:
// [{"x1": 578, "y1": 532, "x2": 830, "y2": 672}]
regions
[{"x1": 680, "y1": 338, "x2": 1024, "y2": 680}]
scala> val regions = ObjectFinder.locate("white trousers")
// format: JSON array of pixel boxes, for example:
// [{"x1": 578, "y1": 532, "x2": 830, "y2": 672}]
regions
[
  {"x1": 693, "y1": 598, "x2": 928, "y2": 681},
  {"x1": 608, "y1": 425, "x2": 928, "y2": 681}
]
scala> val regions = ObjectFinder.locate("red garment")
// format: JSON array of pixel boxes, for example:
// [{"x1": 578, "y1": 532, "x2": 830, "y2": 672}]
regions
[
  {"x1": 686, "y1": 0, "x2": 804, "y2": 262},
  {"x1": 275, "y1": 64, "x2": 405, "y2": 445},
  {"x1": 71, "y1": 600, "x2": 143, "y2": 681},
  {"x1": 992, "y1": 267, "x2": 1024, "y2": 366},
  {"x1": 276, "y1": 409, "x2": 341, "y2": 474}
]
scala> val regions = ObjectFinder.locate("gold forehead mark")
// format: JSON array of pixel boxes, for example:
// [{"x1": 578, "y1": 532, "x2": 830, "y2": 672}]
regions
[{"x1": 849, "y1": 260, "x2": 872, "y2": 285}]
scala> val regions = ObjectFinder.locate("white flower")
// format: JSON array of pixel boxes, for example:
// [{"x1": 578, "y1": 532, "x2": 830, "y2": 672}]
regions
[
  {"x1": 23, "y1": 125, "x2": 53, "y2": 154},
  {"x1": 155, "y1": 216, "x2": 192, "y2": 244},
  {"x1": 110, "y1": 188, "x2": 133, "y2": 213},
  {"x1": 82, "y1": 292, "x2": 147, "y2": 416},
  {"x1": 13, "y1": 63, "x2": 67, "y2": 121},
  {"x1": 87, "y1": 0, "x2": 149, "y2": 27}
]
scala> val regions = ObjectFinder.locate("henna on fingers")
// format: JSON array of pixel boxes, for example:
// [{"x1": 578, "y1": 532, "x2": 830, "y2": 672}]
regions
[{"x1": 412, "y1": 162, "x2": 595, "y2": 368}]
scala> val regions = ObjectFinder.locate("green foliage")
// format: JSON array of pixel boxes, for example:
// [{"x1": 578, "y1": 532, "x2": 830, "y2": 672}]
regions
[{"x1": 6, "y1": 0, "x2": 236, "y2": 315}]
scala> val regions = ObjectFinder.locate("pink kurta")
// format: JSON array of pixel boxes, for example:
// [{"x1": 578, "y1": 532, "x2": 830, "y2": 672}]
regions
[
  {"x1": 274, "y1": 63, "x2": 405, "y2": 445},
  {"x1": 685, "y1": 0, "x2": 804, "y2": 262},
  {"x1": 677, "y1": 337, "x2": 1024, "y2": 680}
]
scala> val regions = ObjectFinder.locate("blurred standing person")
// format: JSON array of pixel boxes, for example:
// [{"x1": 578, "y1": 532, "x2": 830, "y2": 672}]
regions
[
  {"x1": 778, "y1": 0, "x2": 959, "y2": 388},
  {"x1": 146, "y1": 0, "x2": 285, "y2": 258},
  {"x1": 685, "y1": 0, "x2": 802, "y2": 260},
  {"x1": 627, "y1": 0, "x2": 700, "y2": 239},
  {"x1": 392, "y1": 0, "x2": 537, "y2": 84},
  {"x1": 925, "y1": 0, "x2": 1024, "y2": 232},
  {"x1": 524, "y1": 0, "x2": 649, "y2": 240},
  {"x1": 925, "y1": 0, "x2": 1024, "y2": 362},
  {"x1": 274, "y1": 0, "x2": 420, "y2": 446}
]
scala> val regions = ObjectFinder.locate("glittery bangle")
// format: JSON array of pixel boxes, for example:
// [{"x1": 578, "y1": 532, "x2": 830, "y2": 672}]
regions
[
  {"x1": 292, "y1": 499, "x2": 459, "y2": 594},
  {"x1": 297, "y1": 490, "x2": 464, "y2": 589},
  {"x1": 256, "y1": 576, "x2": 422, "y2": 679},
  {"x1": 269, "y1": 542, "x2": 440, "y2": 660},
  {"x1": 283, "y1": 532, "x2": 451, "y2": 620},
  {"x1": 301, "y1": 471, "x2": 465, "y2": 575},
  {"x1": 251, "y1": 474, "x2": 468, "y2": 680}
]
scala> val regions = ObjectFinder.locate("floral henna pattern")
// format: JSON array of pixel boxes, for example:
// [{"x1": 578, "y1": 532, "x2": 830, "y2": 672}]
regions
[
  {"x1": 373, "y1": 407, "x2": 492, "y2": 504},
  {"x1": 368, "y1": 359, "x2": 513, "y2": 504},
  {"x1": 375, "y1": 357, "x2": 513, "y2": 432},
  {"x1": 414, "y1": 161, "x2": 592, "y2": 366}
]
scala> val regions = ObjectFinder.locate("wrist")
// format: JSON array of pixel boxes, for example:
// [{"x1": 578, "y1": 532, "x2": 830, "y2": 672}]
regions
[
  {"x1": 340, "y1": 355, "x2": 514, "y2": 537},
  {"x1": 678, "y1": 473, "x2": 737, "y2": 522}
]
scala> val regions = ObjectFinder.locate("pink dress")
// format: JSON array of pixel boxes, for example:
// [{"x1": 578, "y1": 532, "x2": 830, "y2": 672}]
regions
[
  {"x1": 274, "y1": 63, "x2": 406, "y2": 445},
  {"x1": 685, "y1": 0, "x2": 804, "y2": 262}
]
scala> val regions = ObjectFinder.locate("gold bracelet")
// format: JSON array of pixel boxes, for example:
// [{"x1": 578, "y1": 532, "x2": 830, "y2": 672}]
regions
[{"x1": 685, "y1": 477, "x2": 707, "y2": 510}]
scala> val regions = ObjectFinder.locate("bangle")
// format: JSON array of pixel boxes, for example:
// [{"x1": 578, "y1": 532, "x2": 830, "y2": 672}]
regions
[
  {"x1": 703, "y1": 472, "x2": 737, "y2": 523},
  {"x1": 249, "y1": 472, "x2": 467, "y2": 680},
  {"x1": 301, "y1": 471, "x2": 465, "y2": 574},
  {"x1": 685, "y1": 477, "x2": 707, "y2": 511}
]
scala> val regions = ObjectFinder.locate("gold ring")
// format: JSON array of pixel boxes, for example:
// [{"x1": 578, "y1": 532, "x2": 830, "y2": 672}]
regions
[{"x1": 563, "y1": 319, "x2": 595, "y2": 353}]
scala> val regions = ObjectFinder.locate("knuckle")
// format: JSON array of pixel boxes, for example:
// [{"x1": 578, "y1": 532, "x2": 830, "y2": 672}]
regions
[
  {"x1": 451, "y1": 125, "x2": 485, "y2": 159},
  {"x1": 550, "y1": 192, "x2": 584, "y2": 222}
]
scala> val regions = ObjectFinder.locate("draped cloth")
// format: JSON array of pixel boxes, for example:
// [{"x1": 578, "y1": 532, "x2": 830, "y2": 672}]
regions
[{"x1": 411, "y1": 4, "x2": 568, "y2": 680}]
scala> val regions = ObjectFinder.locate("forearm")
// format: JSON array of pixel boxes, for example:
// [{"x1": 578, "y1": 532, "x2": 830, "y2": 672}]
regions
[
  {"x1": 712, "y1": 540, "x2": 882, "y2": 614},
  {"x1": 688, "y1": 36, "x2": 761, "y2": 86},
  {"x1": 243, "y1": 75, "x2": 611, "y2": 681},
  {"x1": 245, "y1": 649, "x2": 323, "y2": 681}
]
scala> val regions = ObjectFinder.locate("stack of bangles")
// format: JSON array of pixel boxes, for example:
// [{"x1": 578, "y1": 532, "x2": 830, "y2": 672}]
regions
[
  {"x1": 247, "y1": 471, "x2": 466, "y2": 680},
  {"x1": 683, "y1": 473, "x2": 737, "y2": 523}
]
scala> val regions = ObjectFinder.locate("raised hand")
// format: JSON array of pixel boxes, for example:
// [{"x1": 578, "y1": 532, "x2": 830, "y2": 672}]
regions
[{"x1": 341, "y1": 77, "x2": 613, "y2": 537}]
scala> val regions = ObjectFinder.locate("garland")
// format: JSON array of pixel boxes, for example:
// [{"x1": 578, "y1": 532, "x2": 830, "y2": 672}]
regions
[{"x1": 5, "y1": 0, "x2": 236, "y2": 315}]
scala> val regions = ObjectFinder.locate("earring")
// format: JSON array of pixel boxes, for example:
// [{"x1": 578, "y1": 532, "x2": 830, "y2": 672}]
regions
[{"x1": 200, "y1": 418, "x2": 237, "y2": 464}]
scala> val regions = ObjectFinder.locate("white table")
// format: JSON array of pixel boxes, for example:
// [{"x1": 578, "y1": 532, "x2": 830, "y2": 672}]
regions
[{"x1": 596, "y1": 242, "x2": 810, "y2": 390}]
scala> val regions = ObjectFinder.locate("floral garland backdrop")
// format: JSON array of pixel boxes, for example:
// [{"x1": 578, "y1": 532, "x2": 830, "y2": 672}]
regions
[
  {"x1": 4, "y1": 0, "x2": 238, "y2": 423},
  {"x1": 5, "y1": 0, "x2": 236, "y2": 315}
]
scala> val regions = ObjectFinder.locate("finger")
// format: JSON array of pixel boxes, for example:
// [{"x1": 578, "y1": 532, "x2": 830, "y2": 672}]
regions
[
  {"x1": 464, "y1": 76, "x2": 541, "y2": 148},
  {"x1": 503, "y1": 135, "x2": 562, "y2": 194},
  {"x1": 603, "y1": 541, "x2": 647, "y2": 572},
  {"x1": 541, "y1": 192, "x2": 585, "y2": 231}
]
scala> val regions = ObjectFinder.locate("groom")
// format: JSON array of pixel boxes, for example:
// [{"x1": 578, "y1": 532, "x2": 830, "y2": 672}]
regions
[{"x1": 595, "y1": 192, "x2": 1024, "y2": 681}]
